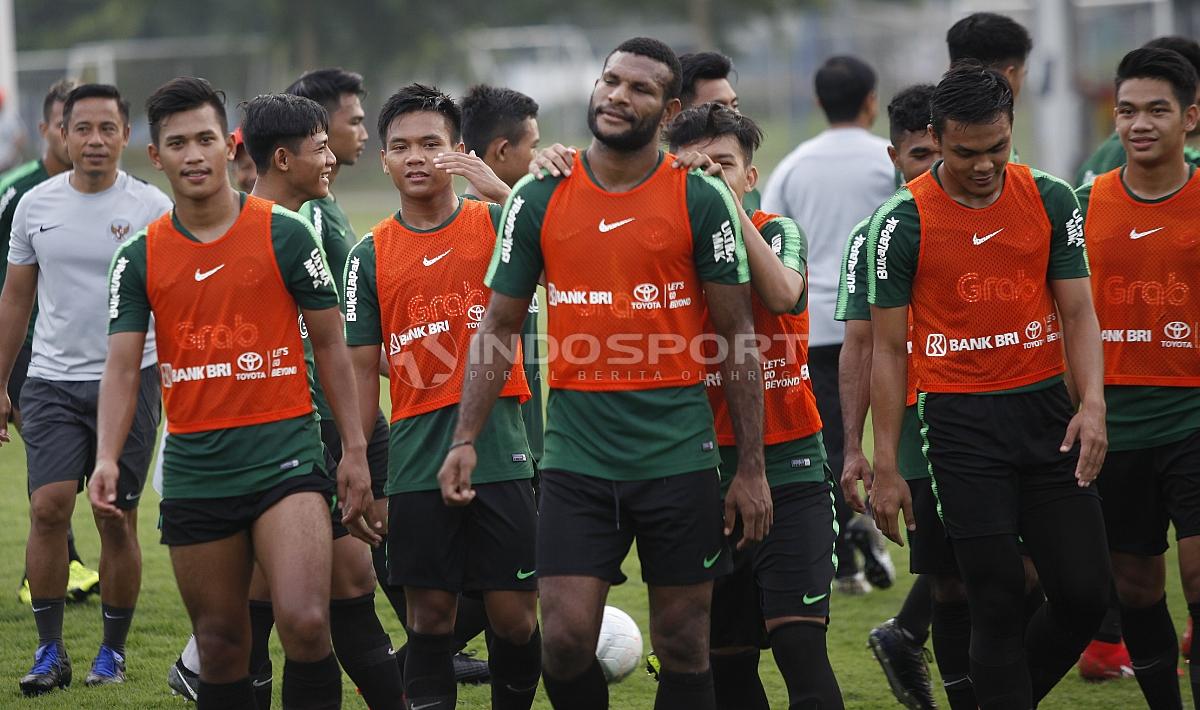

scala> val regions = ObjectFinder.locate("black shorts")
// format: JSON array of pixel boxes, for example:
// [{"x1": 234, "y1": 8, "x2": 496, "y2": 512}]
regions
[
  {"x1": 1098, "y1": 428, "x2": 1200, "y2": 556},
  {"x1": 711, "y1": 481, "x2": 837, "y2": 650},
  {"x1": 537, "y1": 468, "x2": 731, "y2": 587},
  {"x1": 319, "y1": 410, "x2": 389, "y2": 500},
  {"x1": 388, "y1": 479, "x2": 537, "y2": 593},
  {"x1": 159, "y1": 470, "x2": 335, "y2": 546},
  {"x1": 7, "y1": 342, "x2": 31, "y2": 416},
  {"x1": 22, "y1": 366, "x2": 160, "y2": 508},
  {"x1": 919, "y1": 382, "x2": 1098, "y2": 540},
  {"x1": 906, "y1": 476, "x2": 958, "y2": 575}
]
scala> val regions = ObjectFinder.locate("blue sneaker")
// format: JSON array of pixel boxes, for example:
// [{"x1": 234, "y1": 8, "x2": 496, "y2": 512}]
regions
[
  {"x1": 19, "y1": 641, "x2": 72, "y2": 696},
  {"x1": 84, "y1": 645, "x2": 126, "y2": 686}
]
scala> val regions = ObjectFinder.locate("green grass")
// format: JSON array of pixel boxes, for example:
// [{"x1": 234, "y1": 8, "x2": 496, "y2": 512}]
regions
[{"x1": 0, "y1": 426, "x2": 1192, "y2": 708}]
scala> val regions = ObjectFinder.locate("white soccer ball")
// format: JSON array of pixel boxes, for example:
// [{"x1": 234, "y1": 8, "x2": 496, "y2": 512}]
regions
[{"x1": 595, "y1": 605, "x2": 644, "y2": 683}]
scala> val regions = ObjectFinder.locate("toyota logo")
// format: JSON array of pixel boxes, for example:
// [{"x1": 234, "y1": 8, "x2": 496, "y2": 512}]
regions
[
  {"x1": 1025, "y1": 320, "x2": 1043, "y2": 340},
  {"x1": 1165, "y1": 321, "x2": 1192, "y2": 340},
  {"x1": 633, "y1": 283, "x2": 660, "y2": 303},
  {"x1": 238, "y1": 352, "x2": 264, "y2": 372},
  {"x1": 467, "y1": 304, "x2": 485, "y2": 322},
  {"x1": 925, "y1": 333, "x2": 947, "y2": 357}
]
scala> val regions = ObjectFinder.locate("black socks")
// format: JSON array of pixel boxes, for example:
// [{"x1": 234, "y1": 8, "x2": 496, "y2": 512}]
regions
[
  {"x1": 543, "y1": 658, "x2": 608, "y2": 710},
  {"x1": 282, "y1": 653, "x2": 342, "y2": 710},
  {"x1": 711, "y1": 649, "x2": 768, "y2": 710},
  {"x1": 487, "y1": 626, "x2": 542, "y2": 710},
  {"x1": 404, "y1": 630, "x2": 457, "y2": 710},
  {"x1": 330, "y1": 593, "x2": 404, "y2": 709}
]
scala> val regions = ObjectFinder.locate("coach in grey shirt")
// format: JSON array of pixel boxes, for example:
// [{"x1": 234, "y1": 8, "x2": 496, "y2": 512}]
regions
[
  {"x1": 763, "y1": 55, "x2": 896, "y2": 590},
  {"x1": 0, "y1": 83, "x2": 170, "y2": 695}
]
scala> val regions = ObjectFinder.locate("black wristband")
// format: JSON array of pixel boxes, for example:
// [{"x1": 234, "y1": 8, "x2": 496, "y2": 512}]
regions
[{"x1": 448, "y1": 440, "x2": 474, "y2": 452}]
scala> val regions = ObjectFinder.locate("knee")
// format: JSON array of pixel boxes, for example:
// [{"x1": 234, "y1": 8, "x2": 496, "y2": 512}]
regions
[
  {"x1": 650, "y1": 619, "x2": 709, "y2": 671},
  {"x1": 28, "y1": 493, "x2": 72, "y2": 531},
  {"x1": 195, "y1": 624, "x2": 249, "y2": 676},
  {"x1": 489, "y1": 612, "x2": 538, "y2": 645},
  {"x1": 541, "y1": 618, "x2": 597, "y2": 677},
  {"x1": 275, "y1": 603, "x2": 330, "y2": 647},
  {"x1": 931, "y1": 574, "x2": 967, "y2": 604},
  {"x1": 407, "y1": 594, "x2": 456, "y2": 636},
  {"x1": 95, "y1": 514, "x2": 138, "y2": 546}
]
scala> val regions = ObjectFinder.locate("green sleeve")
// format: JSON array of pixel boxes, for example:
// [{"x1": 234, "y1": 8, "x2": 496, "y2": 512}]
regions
[
  {"x1": 270, "y1": 205, "x2": 341, "y2": 310},
  {"x1": 107, "y1": 230, "x2": 152, "y2": 334},
  {"x1": 866, "y1": 189, "x2": 920, "y2": 308},
  {"x1": 343, "y1": 235, "x2": 382, "y2": 346},
  {"x1": 835, "y1": 217, "x2": 872, "y2": 322},
  {"x1": 484, "y1": 173, "x2": 559, "y2": 299},
  {"x1": 1074, "y1": 183, "x2": 1092, "y2": 220},
  {"x1": 1033, "y1": 170, "x2": 1090, "y2": 280},
  {"x1": 488, "y1": 201, "x2": 503, "y2": 231},
  {"x1": 302, "y1": 201, "x2": 352, "y2": 293},
  {"x1": 758, "y1": 215, "x2": 807, "y2": 314},
  {"x1": 686, "y1": 171, "x2": 748, "y2": 284}
]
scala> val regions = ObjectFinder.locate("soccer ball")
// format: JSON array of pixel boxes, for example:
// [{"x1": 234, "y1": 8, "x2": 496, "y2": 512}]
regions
[{"x1": 595, "y1": 606, "x2": 644, "y2": 683}]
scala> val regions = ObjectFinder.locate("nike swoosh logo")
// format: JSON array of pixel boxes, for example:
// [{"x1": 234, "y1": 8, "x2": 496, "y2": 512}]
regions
[
  {"x1": 194, "y1": 264, "x2": 225, "y2": 281},
  {"x1": 1129, "y1": 227, "x2": 1163, "y2": 240},
  {"x1": 971, "y1": 228, "x2": 1003, "y2": 245},
  {"x1": 802, "y1": 592, "x2": 829, "y2": 605},
  {"x1": 411, "y1": 702, "x2": 441, "y2": 710},
  {"x1": 516, "y1": 569, "x2": 535, "y2": 580},
  {"x1": 32, "y1": 605, "x2": 51, "y2": 613},
  {"x1": 702, "y1": 550, "x2": 722, "y2": 569},
  {"x1": 104, "y1": 611, "x2": 126, "y2": 619},
  {"x1": 252, "y1": 676, "x2": 273, "y2": 688},
  {"x1": 599, "y1": 217, "x2": 635, "y2": 233},
  {"x1": 38, "y1": 224, "x2": 62, "y2": 233},
  {"x1": 125, "y1": 492, "x2": 141, "y2": 501},
  {"x1": 423, "y1": 248, "x2": 452, "y2": 266}
]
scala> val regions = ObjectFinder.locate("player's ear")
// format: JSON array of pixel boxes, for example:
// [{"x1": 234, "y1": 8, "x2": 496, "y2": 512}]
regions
[
  {"x1": 273, "y1": 146, "x2": 289, "y2": 173},
  {"x1": 745, "y1": 164, "x2": 759, "y2": 192},
  {"x1": 887, "y1": 144, "x2": 900, "y2": 169},
  {"x1": 928, "y1": 124, "x2": 941, "y2": 150},
  {"x1": 225, "y1": 133, "x2": 237, "y2": 162},
  {"x1": 380, "y1": 149, "x2": 388, "y2": 174},
  {"x1": 1185, "y1": 103, "x2": 1199, "y2": 134},
  {"x1": 121, "y1": 122, "x2": 131, "y2": 145},
  {"x1": 662, "y1": 97, "x2": 682, "y2": 125},
  {"x1": 455, "y1": 141, "x2": 466, "y2": 154},
  {"x1": 148, "y1": 142, "x2": 163, "y2": 171},
  {"x1": 490, "y1": 136, "x2": 509, "y2": 163}
]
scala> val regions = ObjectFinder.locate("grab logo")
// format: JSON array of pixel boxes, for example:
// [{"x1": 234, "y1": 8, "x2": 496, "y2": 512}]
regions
[{"x1": 925, "y1": 333, "x2": 948, "y2": 357}]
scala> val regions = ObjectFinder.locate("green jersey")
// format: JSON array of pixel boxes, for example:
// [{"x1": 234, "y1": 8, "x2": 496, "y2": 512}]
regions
[
  {"x1": 109, "y1": 200, "x2": 337, "y2": 499},
  {"x1": 1076, "y1": 132, "x2": 1200, "y2": 187},
  {"x1": 485, "y1": 152, "x2": 748, "y2": 481},
  {"x1": 343, "y1": 202, "x2": 534, "y2": 494},
  {"x1": 1075, "y1": 176, "x2": 1200, "y2": 452},
  {"x1": 866, "y1": 162, "x2": 1088, "y2": 395},
  {"x1": 298, "y1": 194, "x2": 355, "y2": 422},
  {"x1": 0, "y1": 160, "x2": 50, "y2": 346}
]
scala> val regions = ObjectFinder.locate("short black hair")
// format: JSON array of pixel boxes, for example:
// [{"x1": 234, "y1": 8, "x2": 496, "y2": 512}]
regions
[
  {"x1": 63, "y1": 84, "x2": 130, "y2": 127},
  {"x1": 285, "y1": 68, "x2": 365, "y2": 113},
  {"x1": 42, "y1": 79, "x2": 77, "y2": 123},
  {"x1": 1116, "y1": 47, "x2": 1200, "y2": 112},
  {"x1": 241, "y1": 94, "x2": 330, "y2": 173},
  {"x1": 664, "y1": 102, "x2": 762, "y2": 163},
  {"x1": 605, "y1": 37, "x2": 683, "y2": 101},
  {"x1": 1143, "y1": 36, "x2": 1200, "y2": 80},
  {"x1": 930, "y1": 61, "x2": 1014, "y2": 137},
  {"x1": 460, "y1": 85, "x2": 539, "y2": 155},
  {"x1": 679, "y1": 52, "x2": 733, "y2": 108},
  {"x1": 376, "y1": 83, "x2": 461, "y2": 146},
  {"x1": 888, "y1": 83, "x2": 935, "y2": 145},
  {"x1": 146, "y1": 77, "x2": 228, "y2": 145},
  {"x1": 947, "y1": 12, "x2": 1033, "y2": 67},
  {"x1": 814, "y1": 56, "x2": 877, "y2": 123}
]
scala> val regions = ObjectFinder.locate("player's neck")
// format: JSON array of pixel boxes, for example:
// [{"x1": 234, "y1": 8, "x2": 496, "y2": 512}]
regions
[
  {"x1": 42, "y1": 152, "x2": 70, "y2": 177},
  {"x1": 400, "y1": 187, "x2": 459, "y2": 230},
  {"x1": 69, "y1": 167, "x2": 119, "y2": 194},
  {"x1": 251, "y1": 173, "x2": 308, "y2": 212},
  {"x1": 1122, "y1": 153, "x2": 1190, "y2": 201},
  {"x1": 174, "y1": 186, "x2": 241, "y2": 243},
  {"x1": 584, "y1": 140, "x2": 660, "y2": 192}
]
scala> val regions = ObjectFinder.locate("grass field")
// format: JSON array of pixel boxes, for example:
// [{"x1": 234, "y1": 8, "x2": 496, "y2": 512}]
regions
[{"x1": 0, "y1": 423, "x2": 1192, "y2": 709}]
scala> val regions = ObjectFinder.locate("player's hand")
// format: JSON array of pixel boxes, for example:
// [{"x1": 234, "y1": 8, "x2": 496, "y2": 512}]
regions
[
  {"x1": 869, "y1": 463, "x2": 914, "y2": 546},
  {"x1": 671, "y1": 151, "x2": 723, "y2": 179},
  {"x1": 1062, "y1": 400, "x2": 1107, "y2": 486},
  {"x1": 88, "y1": 460, "x2": 124, "y2": 519},
  {"x1": 529, "y1": 144, "x2": 576, "y2": 179},
  {"x1": 371, "y1": 498, "x2": 389, "y2": 537},
  {"x1": 437, "y1": 443, "x2": 477, "y2": 506},
  {"x1": 433, "y1": 151, "x2": 510, "y2": 203},
  {"x1": 841, "y1": 449, "x2": 872, "y2": 514},
  {"x1": 337, "y1": 449, "x2": 381, "y2": 545},
  {"x1": 724, "y1": 469, "x2": 773, "y2": 550},
  {"x1": 0, "y1": 390, "x2": 10, "y2": 444}
]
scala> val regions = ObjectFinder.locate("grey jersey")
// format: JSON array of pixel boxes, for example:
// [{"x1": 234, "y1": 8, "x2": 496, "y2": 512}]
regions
[{"x1": 8, "y1": 170, "x2": 170, "y2": 380}]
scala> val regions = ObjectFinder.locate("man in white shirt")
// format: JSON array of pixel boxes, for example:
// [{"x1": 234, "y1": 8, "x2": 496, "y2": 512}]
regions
[
  {"x1": 0, "y1": 83, "x2": 171, "y2": 697},
  {"x1": 763, "y1": 55, "x2": 897, "y2": 593}
]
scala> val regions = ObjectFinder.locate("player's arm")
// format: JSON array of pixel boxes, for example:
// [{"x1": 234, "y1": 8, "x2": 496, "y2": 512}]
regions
[
  {"x1": 343, "y1": 236, "x2": 385, "y2": 447},
  {"x1": 835, "y1": 220, "x2": 874, "y2": 513},
  {"x1": 438, "y1": 175, "x2": 548, "y2": 505},
  {"x1": 277, "y1": 209, "x2": 377, "y2": 541},
  {"x1": 91, "y1": 236, "x2": 150, "y2": 516},
  {"x1": 687, "y1": 171, "x2": 771, "y2": 548},
  {"x1": 434, "y1": 150, "x2": 511, "y2": 203},
  {"x1": 866, "y1": 199, "x2": 918, "y2": 544},
  {"x1": 0, "y1": 263, "x2": 36, "y2": 440}
]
